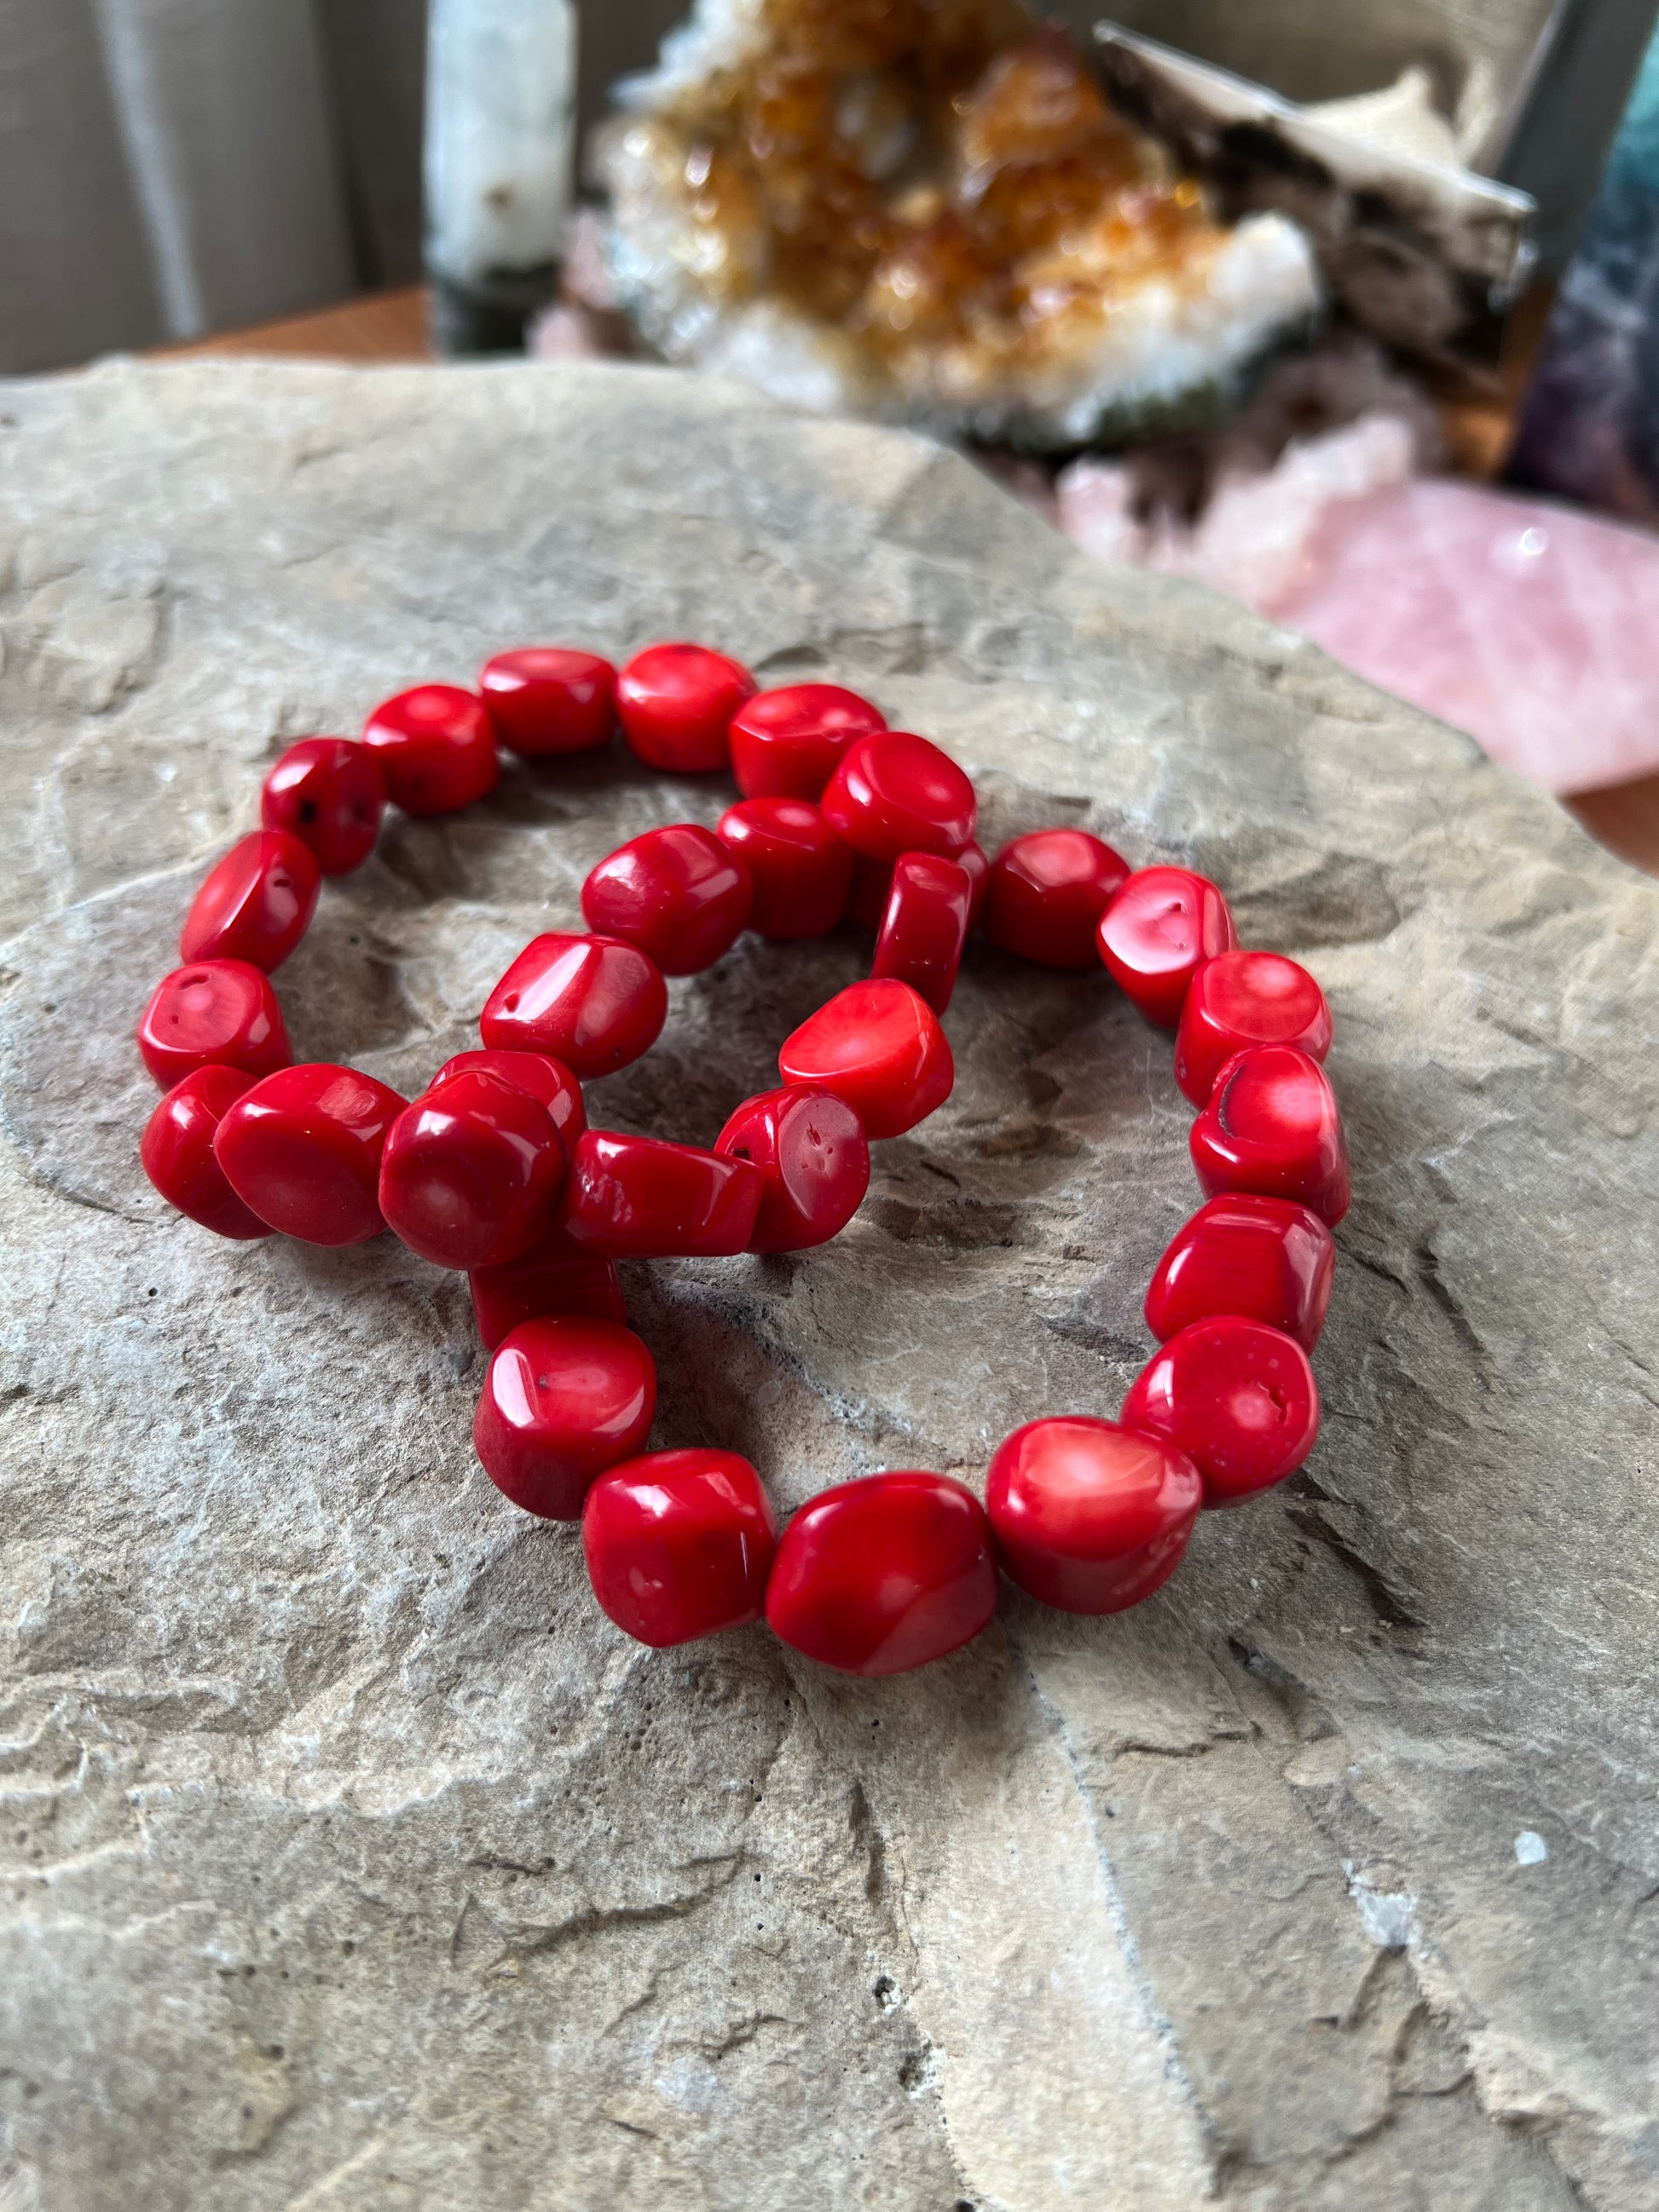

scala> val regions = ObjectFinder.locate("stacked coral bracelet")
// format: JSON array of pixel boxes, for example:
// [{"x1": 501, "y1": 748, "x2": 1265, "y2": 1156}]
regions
[{"x1": 137, "y1": 643, "x2": 1348, "y2": 1678}]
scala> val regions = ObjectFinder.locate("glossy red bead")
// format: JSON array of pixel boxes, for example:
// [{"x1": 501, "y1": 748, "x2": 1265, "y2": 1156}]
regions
[
  {"x1": 141, "y1": 1066, "x2": 272, "y2": 1240},
  {"x1": 1190, "y1": 1046, "x2": 1351, "y2": 1225},
  {"x1": 581, "y1": 823, "x2": 753, "y2": 975},
  {"x1": 261, "y1": 738, "x2": 387, "y2": 875},
  {"x1": 778, "y1": 979, "x2": 953, "y2": 1141},
  {"x1": 1175, "y1": 950, "x2": 1333, "y2": 1105},
  {"x1": 361, "y1": 684, "x2": 500, "y2": 815},
  {"x1": 765, "y1": 1472, "x2": 998, "y2": 1677},
  {"x1": 957, "y1": 839, "x2": 991, "y2": 928},
  {"x1": 179, "y1": 829, "x2": 320, "y2": 972},
  {"x1": 137, "y1": 959, "x2": 292, "y2": 1089},
  {"x1": 430, "y1": 1048, "x2": 586, "y2": 1146},
  {"x1": 983, "y1": 829, "x2": 1129, "y2": 968},
  {"x1": 714, "y1": 1085, "x2": 870, "y2": 1251},
  {"x1": 473, "y1": 1315, "x2": 656, "y2": 1520},
  {"x1": 1146, "y1": 1193, "x2": 1335, "y2": 1352},
  {"x1": 480, "y1": 933, "x2": 668, "y2": 1078},
  {"x1": 716, "y1": 798, "x2": 854, "y2": 938},
  {"x1": 821, "y1": 731, "x2": 977, "y2": 863},
  {"x1": 469, "y1": 1222, "x2": 626, "y2": 1350},
  {"x1": 616, "y1": 642, "x2": 755, "y2": 772},
  {"x1": 558, "y1": 1129, "x2": 763, "y2": 1258},
  {"x1": 583, "y1": 1450, "x2": 777, "y2": 1647},
  {"x1": 1097, "y1": 866, "x2": 1235, "y2": 1027},
  {"x1": 986, "y1": 1417, "x2": 1202, "y2": 1614},
  {"x1": 478, "y1": 647, "x2": 616, "y2": 756},
  {"x1": 871, "y1": 852, "x2": 972, "y2": 1013},
  {"x1": 378, "y1": 1070, "x2": 566, "y2": 1269},
  {"x1": 728, "y1": 684, "x2": 886, "y2": 799},
  {"x1": 1123, "y1": 1317, "x2": 1320, "y2": 1505},
  {"x1": 213, "y1": 1063, "x2": 408, "y2": 1245}
]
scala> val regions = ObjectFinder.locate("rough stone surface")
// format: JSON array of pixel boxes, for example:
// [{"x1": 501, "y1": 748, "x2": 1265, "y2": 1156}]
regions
[{"x1": 1, "y1": 359, "x2": 1656, "y2": 2212}]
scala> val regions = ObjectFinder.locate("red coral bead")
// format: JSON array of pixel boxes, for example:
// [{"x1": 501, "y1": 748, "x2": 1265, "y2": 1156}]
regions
[
  {"x1": 1123, "y1": 1317, "x2": 1320, "y2": 1505},
  {"x1": 431, "y1": 1048, "x2": 586, "y2": 1146},
  {"x1": 137, "y1": 960, "x2": 292, "y2": 1089},
  {"x1": 583, "y1": 1450, "x2": 777, "y2": 1647},
  {"x1": 213, "y1": 1063, "x2": 408, "y2": 1245},
  {"x1": 1190, "y1": 1045, "x2": 1351, "y2": 1225},
  {"x1": 473, "y1": 1315, "x2": 656, "y2": 1520},
  {"x1": 1097, "y1": 866, "x2": 1235, "y2": 1027},
  {"x1": 581, "y1": 823, "x2": 753, "y2": 974},
  {"x1": 821, "y1": 732, "x2": 977, "y2": 862},
  {"x1": 728, "y1": 684, "x2": 886, "y2": 799},
  {"x1": 480, "y1": 933, "x2": 668, "y2": 1078},
  {"x1": 261, "y1": 739, "x2": 387, "y2": 875},
  {"x1": 714, "y1": 1084, "x2": 870, "y2": 1251},
  {"x1": 957, "y1": 839, "x2": 991, "y2": 928},
  {"x1": 1175, "y1": 950, "x2": 1332, "y2": 1105},
  {"x1": 986, "y1": 1418, "x2": 1202, "y2": 1613},
  {"x1": 361, "y1": 684, "x2": 500, "y2": 815},
  {"x1": 616, "y1": 642, "x2": 755, "y2": 772},
  {"x1": 716, "y1": 798, "x2": 854, "y2": 938},
  {"x1": 984, "y1": 829, "x2": 1129, "y2": 968},
  {"x1": 558, "y1": 1129, "x2": 763, "y2": 1257},
  {"x1": 777, "y1": 979, "x2": 953, "y2": 1141},
  {"x1": 179, "y1": 829, "x2": 321, "y2": 972},
  {"x1": 378, "y1": 1069, "x2": 566, "y2": 1269},
  {"x1": 478, "y1": 647, "x2": 616, "y2": 756},
  {"x1": 469, "y1": 1222, "x2": 626, "y2": 1350},
  {"x1": 1146, "y1": 1193, "x2": 1335, "y2": 1352},
  {"x1": 141, "y1": 1066, "x2": 272, "y2": 1240},
  {"x1": 766, "y1": 1472, "x2": 998, "y2": 1677},
  {"x1": 871, "y1": 852, "x2": 972, "y2": 1012}
]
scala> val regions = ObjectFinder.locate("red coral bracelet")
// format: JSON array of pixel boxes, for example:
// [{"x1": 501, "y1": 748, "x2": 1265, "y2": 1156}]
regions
[{"x1": 137, "y1": 644, "x2": 1348, "y2": 1679}]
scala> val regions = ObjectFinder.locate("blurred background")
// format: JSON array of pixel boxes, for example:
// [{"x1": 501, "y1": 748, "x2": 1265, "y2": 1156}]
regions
[{"x1": 3, "y1": 0, "x2": 1658, "y2": 861}]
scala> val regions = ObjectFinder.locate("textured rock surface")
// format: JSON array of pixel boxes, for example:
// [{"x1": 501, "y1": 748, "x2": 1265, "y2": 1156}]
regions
[{"x1": 1, "y1": 359, "x2": 1656, "y2": 2212}]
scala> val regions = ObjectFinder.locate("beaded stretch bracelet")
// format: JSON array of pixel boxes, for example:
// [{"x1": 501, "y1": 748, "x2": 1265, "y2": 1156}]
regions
[{"x1": 137, "y1": 642, "x2": 1347, "y2": 1679}]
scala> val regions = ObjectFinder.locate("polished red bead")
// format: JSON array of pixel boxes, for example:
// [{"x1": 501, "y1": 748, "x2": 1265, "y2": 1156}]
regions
[
  {"x1": 1190, "y1": 1045, "x2": 1351, "y2": 1225},
  {"x1": 1097, "y1": 866, "x2": 1235, "y2": 1027},
  {"x1": 778, "y1": 978, "x2": 953, "y2": 1141},
  {"x1": 986, "y1": 1417, "x2": 1202, "y2": 1613},
  {"x1": 141, "y1": 1066, "x2": 272, "y2": 1240},
  {"x1": 558, "y1": 1129, "x2": 763, "y2": 1258},
  {"x1": 581, "y1": 823, "x2": 752, "y2": 974},
  {"x1": 431, "y1": 1048, "x2": 586, "y2": 1146},
  {"x1": 583, "y1": 1449, "x2": 777, "y2": 1647},
  {"x1": 715, "y1": 798, "x2": 854, "y2": 938},
  {"x1": 728, "y1": 684, "x2": 886, "y2": 800},
  {"x1": 473, "y1": 1315, "x2": 656, "y2": 1520},
  {"x1": 480, "y1": 933, "x2": 668, "y2": 1078},
  {"x1": 871, "y1": 852, "x2": 972, "y2": 1012},
  {"x1": 479, "y1": 647, "x2": 616, "y2": 756},
  {"x1": 821, "y1": 731, "x2": 977, "y2": 862},
  {"x1": 378, "y1": 1069, "x2": 566, "y2": 1269},
  {"x1": 616, "y1": 642, "x2": 755, "y2": 772},
  {"x1": 1146, "y1": 1193, "x2": 1334, "y2": 1352},
  {"x1": 261, "y1": 738, "x2": 387, "y2": 875},
  {"x1": 179, "y1": 829, "x2": 320, "y2": 972},
  {"x1": 469, "y1": 1222, "x2": 626, "y2": 1350},
  {"x1": 714, "y1": 1085, "x2": 870, "y2": 1251},
  {"x1": 361, "y1": 684, "x2": 500, "y2": 815},
  {"x1": 137, "y1": 959, "x2": 292, "y2": 1089},
  {"x1": 213, "y1": 1063, "x2": 408, "y2": 1245},
  {"x1": 957, "y1": 839, "x2": 991, "y2": 928},
  {"x1": 983, "y1": 829, "x2": 1129, "y2": 968},
  {"x1": 765, "y1": 1472, "x2": 998, "y2": 1677},
  {"x1": 1175, "y1": 950, "x2": 1333, "y2": 1105},
  {"x1": 1123, "y1": 1317, "x2": 1320, "y2": 1505},
  {"x1": 847, "y1": 854, "x2": 895, "y2": 931}
]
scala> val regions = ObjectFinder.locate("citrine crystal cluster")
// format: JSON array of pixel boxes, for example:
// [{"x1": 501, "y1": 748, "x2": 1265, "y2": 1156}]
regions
[{"x1": 598, "y1": 0, "x2": 1321, "y2": 446}]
